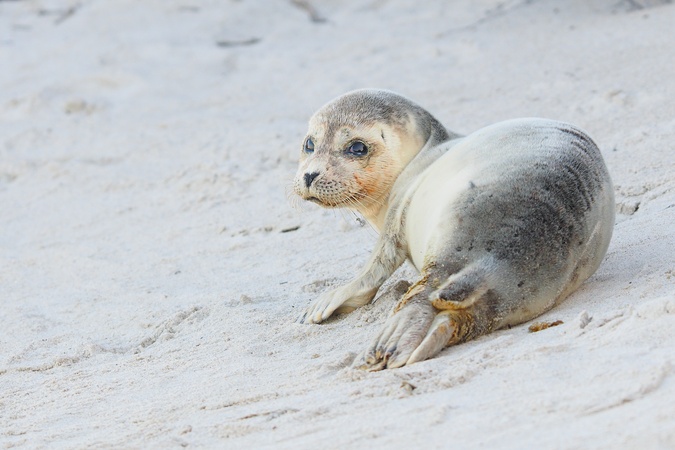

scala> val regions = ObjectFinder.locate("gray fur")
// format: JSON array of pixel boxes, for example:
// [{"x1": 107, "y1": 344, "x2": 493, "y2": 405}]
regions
[
  {"x1": 314, "y1": 89, "x2": 458, "y2": 149},
  {"x1": 296, "y1": 90, "x2": 615, "y2": 371}
]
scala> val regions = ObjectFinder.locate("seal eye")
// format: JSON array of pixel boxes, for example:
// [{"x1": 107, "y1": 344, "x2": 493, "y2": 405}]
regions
[
  {"x1": 304, "y1": 138, "x2": 315, "y2": 154},
  {"x1": 346, "y1": 141, "x2": 368, "y2": 157}
]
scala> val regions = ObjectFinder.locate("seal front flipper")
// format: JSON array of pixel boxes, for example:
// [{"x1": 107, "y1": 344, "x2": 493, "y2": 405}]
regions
[
  {"x1": 296, "y1": 284, "x2": 378, "y2": 324},
  {"x1": 297, "y1": 233, "x2": 407, "y2": 324}
]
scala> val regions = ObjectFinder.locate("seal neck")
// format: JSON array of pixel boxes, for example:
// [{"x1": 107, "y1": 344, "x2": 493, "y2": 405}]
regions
[
  {"x1": 362, "y1": 201, "x2": 389, "y2": 232},
  {"x1": 361, "y1": 126, "x2": 455, "y2": 233},
  {"x1": 358, "y1": 110, "x2": 458, "y2": 233}
]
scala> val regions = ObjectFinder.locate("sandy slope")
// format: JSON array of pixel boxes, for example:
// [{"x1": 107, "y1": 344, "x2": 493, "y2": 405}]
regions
[{"x1": 1, "y1": 0, "x2": 674, "y2": 448}]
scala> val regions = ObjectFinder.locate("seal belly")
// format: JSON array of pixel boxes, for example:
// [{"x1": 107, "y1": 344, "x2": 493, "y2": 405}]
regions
[{"x1": 404, "y1": 150, "x2": 476, "y2": 271}]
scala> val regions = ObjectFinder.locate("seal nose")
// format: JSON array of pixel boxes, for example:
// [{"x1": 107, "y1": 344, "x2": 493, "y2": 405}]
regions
[{"x1": 304, "y1": 171, "x2": 320, "y2": 188}]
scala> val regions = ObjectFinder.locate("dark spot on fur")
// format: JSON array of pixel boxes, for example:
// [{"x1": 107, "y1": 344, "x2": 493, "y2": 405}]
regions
[
  {"x1": 557, "y1": 127, "x2": 594, "y2": 152},
  {"x1": 455, "y1": 246, "x2": 463, "y2": 252},
  {"x1": 517, "y1": 281, "x2": 524, "y2": 287}
]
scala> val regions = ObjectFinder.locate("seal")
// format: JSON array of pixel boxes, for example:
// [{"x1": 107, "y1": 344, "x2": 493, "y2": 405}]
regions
[{"x1": 294, "y1": 89, "x2": 614, "y2": 371}]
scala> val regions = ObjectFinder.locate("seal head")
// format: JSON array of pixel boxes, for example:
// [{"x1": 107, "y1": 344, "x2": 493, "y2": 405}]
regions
[{"x1": 293, "y1": 89, "x2": 451, "y2": 229}]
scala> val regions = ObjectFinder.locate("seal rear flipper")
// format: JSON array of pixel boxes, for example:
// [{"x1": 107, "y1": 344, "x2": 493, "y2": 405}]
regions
[
  {"x1": 431, "y1": 269, "x2": 489, "y2": 311},
  {"x1": 417, "y1": 265, "x2": 498, "y2": 351},
  {"x1": 405, "y1": 311, "x2": 454, "y2": 364},
  {"x1": 406, "y1": 283, "x2": 494, "y2": 365},
  {"x1": 356, "y1": 273, "x2": 438, "y2": 371},
  {"x1": 406, "y1": 310, "x2": 466, "y2": 365},
  {"x1": 356, "y1": 298, "x2": 437, "y2": 371}
]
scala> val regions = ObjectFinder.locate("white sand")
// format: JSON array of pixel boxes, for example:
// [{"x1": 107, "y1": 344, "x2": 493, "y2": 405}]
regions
[{"x1": 2, "y1": 0, "x2": 674, "y2": 448}]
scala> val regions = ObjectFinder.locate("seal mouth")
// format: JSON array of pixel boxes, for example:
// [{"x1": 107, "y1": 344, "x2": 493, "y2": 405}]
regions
[
  {"x1": 307, "y1": 197, "x2": 325, "y2": 205},
  {"x1": 306, "y1": 193, "x2": 365, "y2": 209},
  {"x1": 306, "y1": 196, "x2": 345, "y2": 208}
]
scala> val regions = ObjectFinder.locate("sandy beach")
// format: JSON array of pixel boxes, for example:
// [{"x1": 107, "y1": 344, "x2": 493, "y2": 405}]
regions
[{"x1": 2, "y1": 0, "x2": 674, "y2": 448}]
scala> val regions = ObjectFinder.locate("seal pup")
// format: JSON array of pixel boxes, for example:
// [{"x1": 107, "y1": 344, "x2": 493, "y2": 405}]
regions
[{"x1": 293, "y1": 89, "x2": 614, "y2": 371}]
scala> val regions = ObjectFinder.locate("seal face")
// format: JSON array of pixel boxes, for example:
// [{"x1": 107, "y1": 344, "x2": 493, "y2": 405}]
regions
[
  {"x1": 294, "y1": 89, "x2": 615, "y2": 371},
  {"x1": 293, "y1": 89, "x2": 454, "y2": 229}
]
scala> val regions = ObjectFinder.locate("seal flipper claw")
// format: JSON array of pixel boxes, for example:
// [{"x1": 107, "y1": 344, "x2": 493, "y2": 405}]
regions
[
  {"x1": 299, "y1": 283, "x2": 381, "y2": 325},
  {"x1": 365, "y1": 358, "x2": 388, "y2": 372},
  {"x1": 298, "y1": 287, "x2": 345, "y2": 324},
  {"x1": 358, "y1": 285, "x2": 437, "y2": 370}
]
